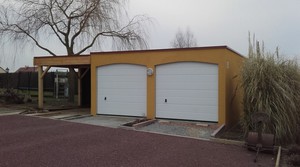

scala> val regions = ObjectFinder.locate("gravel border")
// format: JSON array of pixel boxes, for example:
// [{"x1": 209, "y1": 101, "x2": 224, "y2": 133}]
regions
[{"x1": 138, "y1": 120, "x2": 219, "y2": 139}]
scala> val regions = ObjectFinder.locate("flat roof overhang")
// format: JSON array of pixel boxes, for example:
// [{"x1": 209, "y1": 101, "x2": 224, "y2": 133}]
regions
[{"x1": 34, "y1": 55, "x2": 91, "y2": 68}]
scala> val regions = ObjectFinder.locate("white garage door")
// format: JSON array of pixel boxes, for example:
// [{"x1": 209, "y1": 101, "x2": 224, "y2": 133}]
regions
[
  {"x1": 156, "y1": 62, "x2": 218, "y2": 122},
  {"x1": 97, "y1": 64, "x2": 147, "y2": 117}
]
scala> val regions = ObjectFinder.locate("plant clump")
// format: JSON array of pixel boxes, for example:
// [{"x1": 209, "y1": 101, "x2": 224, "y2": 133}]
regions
[
  {"x1": 285, "y1": 145, "x2": 300, "y2": 166},
  {"x1": 0, "y1": 89, "x2": 25, "y2": 104},
  {"x1": 241, "y1": 38, "x2": 300, "y2": 145}
]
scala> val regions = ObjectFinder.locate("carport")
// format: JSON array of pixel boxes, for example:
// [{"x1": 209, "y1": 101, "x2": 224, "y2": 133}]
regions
[{"x1": 33, "y1": 55, "x2": 91, "y2": 109}]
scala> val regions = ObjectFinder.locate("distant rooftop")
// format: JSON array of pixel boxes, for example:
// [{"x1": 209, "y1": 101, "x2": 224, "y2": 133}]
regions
[
  {"x1": 0, "y1": 67, "x2": 6, "y2": 73},
  {"x1": 15, "y1": 66, "x2": 38, "y2": 73}
]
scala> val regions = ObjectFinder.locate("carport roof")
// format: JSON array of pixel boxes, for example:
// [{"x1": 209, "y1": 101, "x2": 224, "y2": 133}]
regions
[{"x1": 34, "y1": 55, "x2": 90, "y2": 68}]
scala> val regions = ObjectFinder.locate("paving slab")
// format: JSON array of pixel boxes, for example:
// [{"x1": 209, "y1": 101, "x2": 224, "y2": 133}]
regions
[
  {"x1": 0, "y1": 115, "x2": 275, "y2": 167},
  {"x1": 69, "y1": 115, "x2": 138, "y2": 128},
  {"x1": 27, "y1": 108, "x2": 90, "y2": 119}
]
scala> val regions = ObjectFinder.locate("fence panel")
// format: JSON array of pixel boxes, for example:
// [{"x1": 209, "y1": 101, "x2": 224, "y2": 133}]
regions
[{"x1": 0, "y1": 72, "x2": 55, "y2": 91}]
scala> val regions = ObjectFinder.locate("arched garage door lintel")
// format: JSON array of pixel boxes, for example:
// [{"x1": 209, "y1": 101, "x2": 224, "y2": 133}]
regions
[
  {"x1": 97, "y1": 64, "x2": 147, "y2": 117},
  {"x1": 155, "y1": 61, "x2": 218, "y2": 67},
  {"x1": 155, "y1": 62, "x2": 219, "y2": 122}
]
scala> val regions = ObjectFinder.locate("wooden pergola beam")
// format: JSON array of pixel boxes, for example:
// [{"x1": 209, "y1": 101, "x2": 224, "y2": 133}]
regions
[
  {"x1": 34, "y1": 55, "x2": 90, "y2": 66},
  {"x1": 79, "y1": 68, "x2": 90, "y2": 80},
  {"x1": 41, "y1": 66, "x2": 51, "y2": 78}
]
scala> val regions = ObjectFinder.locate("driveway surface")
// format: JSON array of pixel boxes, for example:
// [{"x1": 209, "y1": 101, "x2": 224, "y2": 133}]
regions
[{"x1": 0, "y1": 115, "x2": 274, "y2": 167}]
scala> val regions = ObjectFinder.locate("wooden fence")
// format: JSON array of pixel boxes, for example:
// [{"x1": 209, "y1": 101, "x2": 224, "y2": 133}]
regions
[{"x1": 0, "y1": 72, "x2": 55, "y2": 92}]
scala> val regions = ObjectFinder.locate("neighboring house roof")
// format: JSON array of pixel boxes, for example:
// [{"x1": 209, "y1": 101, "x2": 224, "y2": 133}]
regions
[
  {"x1": 15, "y1": 66, "x2": 38, "y2": 73},
  {"x1": 0, "y1": 67, "x2": 7, "y2": 73}
]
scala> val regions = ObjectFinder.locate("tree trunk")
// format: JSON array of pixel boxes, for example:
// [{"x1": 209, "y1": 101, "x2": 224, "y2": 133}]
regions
[
  {"x1": 68, "y1": 68, "x2": 76, "y2": 103},
  {"x1": 67, "y1": 47, "x2": 76, "y2": 103}
]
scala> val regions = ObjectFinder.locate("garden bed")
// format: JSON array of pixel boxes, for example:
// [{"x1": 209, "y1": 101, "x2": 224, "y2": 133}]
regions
[{"x1": 281, "y1": 145, "x2": 300, "y2": 167}]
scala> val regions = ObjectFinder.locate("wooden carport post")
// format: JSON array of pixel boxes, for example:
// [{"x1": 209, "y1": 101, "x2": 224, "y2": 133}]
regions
[
  {"x1": 38, "y1": 65, "x2": 51, "y2": 109},
  {"x1": 76, "y1": 68, "x2": 90, "y2": 107},
  {"x1": 78, "y1": 69, "x2": 82, "y2": 107}
]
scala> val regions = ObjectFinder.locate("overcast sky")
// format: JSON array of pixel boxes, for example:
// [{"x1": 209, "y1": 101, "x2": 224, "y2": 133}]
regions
[{"x1": 1, "y1": 0, "x2": 300, "y2": 71}]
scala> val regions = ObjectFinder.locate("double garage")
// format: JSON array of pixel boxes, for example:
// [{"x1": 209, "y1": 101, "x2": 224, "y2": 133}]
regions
[
  {"x1": 97, "y1": 62, "x2": 218, "y2": 122},
  {"x1": 91, "y1": 46, "x2": 244, "y2": 125}
]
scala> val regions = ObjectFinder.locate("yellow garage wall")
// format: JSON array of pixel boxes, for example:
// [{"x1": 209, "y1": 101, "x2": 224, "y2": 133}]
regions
[
  {"x1": 224, "y1": 51, "x2": 245, "y2": 126},
  {"x1": 91, "y1": 47, "x2": 244, "y2": 125}
]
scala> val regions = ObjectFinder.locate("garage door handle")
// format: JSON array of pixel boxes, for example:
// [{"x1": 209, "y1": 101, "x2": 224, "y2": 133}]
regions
[
  {"x1": 165, "y1": 99, "x2": 167, "y2": 103},
  {"x1": 104, "y1": 97, "x2": 107, "y2": 100}
]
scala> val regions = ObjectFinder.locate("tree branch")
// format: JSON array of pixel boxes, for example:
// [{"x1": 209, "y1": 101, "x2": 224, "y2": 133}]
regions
[
  {"x1": 12, "y1": 24, "x2": 57, "y2": 56},
  {"x1": 0, "y1": 0, "x2": 150, "y2": 56},
  {"x1": 70, "y1": 4, "x2": 98, "y2": 49}
]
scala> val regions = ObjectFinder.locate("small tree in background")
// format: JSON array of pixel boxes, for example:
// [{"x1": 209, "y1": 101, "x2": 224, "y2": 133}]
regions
[
  {"x1": 171, "y1": 28, "x2": 197, "y2": 48},
  {"x1": 241, "y1": 35, "x2": 300, "y2": 144}
]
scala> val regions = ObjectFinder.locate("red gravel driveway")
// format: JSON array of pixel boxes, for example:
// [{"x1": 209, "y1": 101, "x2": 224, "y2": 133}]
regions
[{"x1": 0, "y1": 115, "x2": 274, "y2": 167}]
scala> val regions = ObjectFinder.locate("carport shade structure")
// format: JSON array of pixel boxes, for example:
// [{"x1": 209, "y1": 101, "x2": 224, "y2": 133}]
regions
[{"x1": 33, "y1": 55, "x2": 91, "y2": 108}]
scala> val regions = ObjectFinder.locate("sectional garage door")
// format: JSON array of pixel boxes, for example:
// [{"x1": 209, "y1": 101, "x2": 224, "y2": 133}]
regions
[
  {"x1": 156, "y1": 62, "x2": 218, "y2": 122},
  {"x1": 97, "y1": 64, "x2": 147, "y2": 116}
]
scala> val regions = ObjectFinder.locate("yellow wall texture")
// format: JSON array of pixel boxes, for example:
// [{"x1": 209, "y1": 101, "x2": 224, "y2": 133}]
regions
[
  {"x1": 90, "y1": 47, "x2": 245, "y2": 125},
  {"x1": 224, "y1": 51, "x2": 245, "y2": 126}
]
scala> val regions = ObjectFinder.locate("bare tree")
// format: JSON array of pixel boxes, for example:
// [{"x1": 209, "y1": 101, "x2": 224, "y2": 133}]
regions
[
  {"x1": 171, "y1": 28, "x2": 197, "y2": 48},
  {"x1": 0, "y1": 0, "x2": 149, "y2": 102}
]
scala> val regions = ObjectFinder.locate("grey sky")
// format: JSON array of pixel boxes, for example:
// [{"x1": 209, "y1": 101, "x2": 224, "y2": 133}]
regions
[
  {"x1": 1, "y1": 0, "x2": 300, "y2": 71},
  {"x1": 129, "y1": 0, "x2": 300, "y2": 55}
]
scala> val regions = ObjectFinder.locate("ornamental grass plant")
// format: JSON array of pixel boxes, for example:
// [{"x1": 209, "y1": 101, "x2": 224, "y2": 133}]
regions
[{"x1": 241, "y1": 40, "x2": 300, "y2": 145}]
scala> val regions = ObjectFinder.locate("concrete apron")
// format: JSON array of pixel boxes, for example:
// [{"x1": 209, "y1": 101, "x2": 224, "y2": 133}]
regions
[
  {"x1": 17, "y1": 107, "x2": 222, "y2": 140},
  {"x1": 18, "y1": 107, "x2": 137, "y2": 129},
  {"x1": 69, "y1": 115, "x2": 221, "y2": 140},
  {"x1": 69, "y1": 115, "x2": 138, "y2": 128}
]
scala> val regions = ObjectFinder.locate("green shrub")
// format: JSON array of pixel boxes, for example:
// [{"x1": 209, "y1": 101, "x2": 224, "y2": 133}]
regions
[{"x1": 241, "y1": 40, "x2": 300, "y2": 144}]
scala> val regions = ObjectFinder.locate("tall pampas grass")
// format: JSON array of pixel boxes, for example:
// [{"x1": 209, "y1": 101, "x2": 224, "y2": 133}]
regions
[{"x1": 241, "y1": 37, "x2": 300, "y2": 144}]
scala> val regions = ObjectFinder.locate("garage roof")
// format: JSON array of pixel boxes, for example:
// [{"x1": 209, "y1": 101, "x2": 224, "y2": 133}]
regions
[
  {"x1": 90, "y1": 46, "x2": 244, "y2": 58},
  {"x1": 33, "y1": 46, "x2": 244, "y2": 68}
]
